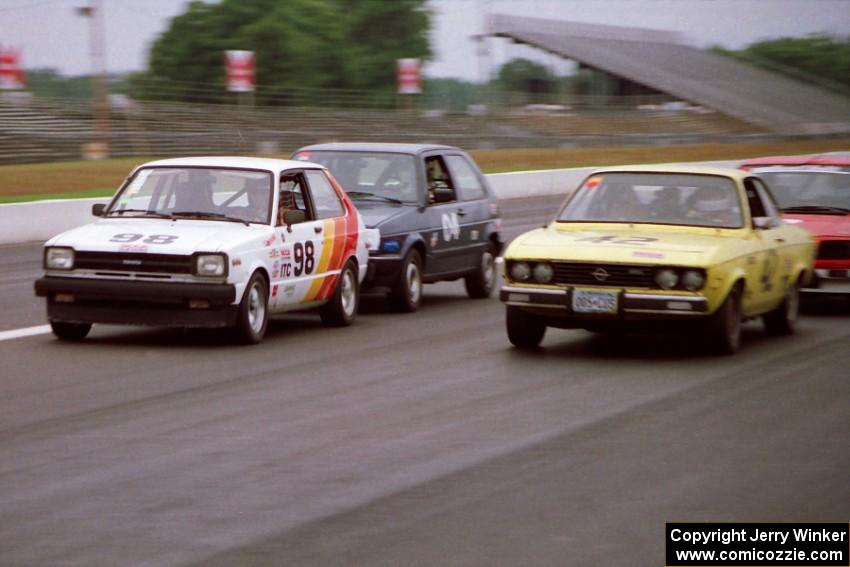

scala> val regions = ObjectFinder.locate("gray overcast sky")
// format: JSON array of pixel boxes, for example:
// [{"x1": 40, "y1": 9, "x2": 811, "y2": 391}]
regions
[{"x1": 1, "y1": 0, "x2": 848, "y2": 80}]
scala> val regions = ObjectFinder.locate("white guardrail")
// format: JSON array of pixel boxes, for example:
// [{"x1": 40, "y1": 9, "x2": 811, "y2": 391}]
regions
[{"x1": 0, "y1": 161, "x2": 739, "y2": 245}]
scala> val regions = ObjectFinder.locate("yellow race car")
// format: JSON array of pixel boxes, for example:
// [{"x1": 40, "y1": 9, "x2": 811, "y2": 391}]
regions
[{"x1": 500, "y1": 166, "x2": 816, "y2": 354}]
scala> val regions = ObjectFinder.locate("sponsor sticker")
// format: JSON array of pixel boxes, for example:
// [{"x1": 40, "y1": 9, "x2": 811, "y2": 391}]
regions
[{"x1": 633, "y1": 250, "x2": 664, "y2": 259}]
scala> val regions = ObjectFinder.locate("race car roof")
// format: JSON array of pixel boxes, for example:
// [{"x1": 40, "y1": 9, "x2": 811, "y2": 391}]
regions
[
  {"x1": 739, "y1": 154, "x2": 850, "y2": 168},
  {"x1": 489, "y1": 14, "x2": 850, "y2": 134},
  {"x1": 587, "y1": 164, "x2": 749, "y2": 180},
  {"x1": 139, "y1": 156, "x2": 322, "y2": 174},
  {"x1": 296, "y1": 142, "x2": 463, "y2": 155}
]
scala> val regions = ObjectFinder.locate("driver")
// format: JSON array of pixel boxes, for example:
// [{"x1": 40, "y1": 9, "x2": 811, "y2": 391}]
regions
[{"x1": 243, "y1": 177, "x2": 270, "y2": 222}]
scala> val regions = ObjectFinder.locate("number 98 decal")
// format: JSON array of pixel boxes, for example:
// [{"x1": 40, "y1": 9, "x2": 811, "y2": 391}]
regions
[
  {"x1": 292, "y1": 240, "x2": 315, "y2": 276},
  {"x1": 110, "y1": 233, "x2": 178, "y2": 245}
]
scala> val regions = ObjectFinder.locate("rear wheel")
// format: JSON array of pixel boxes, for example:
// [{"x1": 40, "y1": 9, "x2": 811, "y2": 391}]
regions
[
  {"x1": 320, "y1": 260, "x2": 359, "y2": 326},
  {"x1": 50, "y1": 321, "x2": 91, "y2": 341},
  {"x1": 389, "y1": 249, "x2": 423, "y2": 312},
  {"x1": 506, "y1": 306, "x2": 546, "y2": 349},
  {"x1": 763, "y1": 279, "x2": 800, "y2": 336},
  {"x1": 233, "y1": 272, "x2": 269, "y2": 344},
  {"x1": 706, "y1": 284, "x2": 742, "y2": 355},
  {"x1": 464, "y1": 242, "x2": 497, "y2": 299}
]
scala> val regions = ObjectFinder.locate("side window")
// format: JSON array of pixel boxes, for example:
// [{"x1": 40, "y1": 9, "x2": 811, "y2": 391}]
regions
[
  {"x1": 752, "y1": 178, "x2": 782, "y2": 223},
  {"x1": 279, "y1": 174, "x2": 311, "y2": 225},
  {"x1": 445, "y1": 155, "x2": 486, "y2": 201},
  {"x1": 425, "y1": 156, "x2": 456, "y2": 204},
  {"x1": 305, "y1": 170, "x2": 345, "y2": 219},
  {"x1": 744, "y1": 178, "x2": 767, "y2": 219}
]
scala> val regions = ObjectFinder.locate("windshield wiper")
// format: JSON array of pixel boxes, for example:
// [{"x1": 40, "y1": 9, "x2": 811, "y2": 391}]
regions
[
  {"x1": 347, "y1": 191, "x2": 405, "y2": 205},
  {"x1": 781, "y1": 205, "x2": 850, "y2": 215},
  {"x1": 171, "y1": 211, "x2": 251, "y2": 226},
  {"x1": 106, "y1": 208, "x2": 174, "y2": 219}
]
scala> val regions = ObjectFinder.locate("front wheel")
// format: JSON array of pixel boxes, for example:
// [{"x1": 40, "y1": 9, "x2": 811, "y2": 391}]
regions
[
  {"x1": 320, "y1": 260, "x2": 359, "y2": 326},
  {"x1": 506, "y1": 306, "x2": 546, "y2": 349},
  {"x1": 233, "y1": 272, "x2": 269, "y2": 344},
  {"x1": 50, "y1": 321, "x2": 91, "y2": 341},
  {"x1": 763, "y1": 280, "x2": 800, "y2": 336},
  {"x1": 389, "y1": 249, "x2": 423, "y2": 312},
  {"x1": 464, "y1": 242, "x2": 497, "y2": 299},
  {"x1": 706, "y1": 285, "x2": 742, "y2": 355}
]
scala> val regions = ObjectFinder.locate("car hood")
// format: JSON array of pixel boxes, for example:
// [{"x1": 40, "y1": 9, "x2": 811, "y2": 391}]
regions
[
  {"x1": 506, "y1": 223, "x2": 746, "y2": 266},
  {"x1": 782, "y1": 213, "x2": 850, "y2": 239},
  {"x1": 45, "y1": 218, "x2": 270, "y2": 254},
  {"x1": 354, "y1": 202, "x2": 414, "y2": 229}
]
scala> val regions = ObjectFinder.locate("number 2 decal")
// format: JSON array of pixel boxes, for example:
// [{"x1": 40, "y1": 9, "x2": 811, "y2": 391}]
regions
[
  {"x1": 110, "y1": 233, "x2": 178, "y2": 244},
  {"x1": 292, "y1": 240, "x2": 315, "y2": 276}
]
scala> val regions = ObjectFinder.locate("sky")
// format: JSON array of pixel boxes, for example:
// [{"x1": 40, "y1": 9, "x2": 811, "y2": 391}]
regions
[{"x1": 1, "y1": 0, "x2": 849, "y2": 81}]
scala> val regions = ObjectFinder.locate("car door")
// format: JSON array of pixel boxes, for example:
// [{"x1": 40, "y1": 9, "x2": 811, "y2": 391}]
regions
[
  {"x1": 421, "y1": 153, "x2": 468, "y2": 274},
  {"x1": 743, "y1": 176, "x2": 786, "y2": 313},
  {"x1": 270, "y1": 171, "x2": 327, "y2": 311},
  {"x1": 752, "y1": 176, "x2": 795, "y2": 299},
  {"x1": 444, "y1": 153, "x2": 491, "y2": 266}
]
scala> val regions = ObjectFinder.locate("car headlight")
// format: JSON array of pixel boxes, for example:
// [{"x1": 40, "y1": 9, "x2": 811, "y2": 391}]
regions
[
  {"x1": 654, "y1": 268, "x2": 679, "y2": 290},
  {"x1": 510, "y1": 261, "x2": 531, "y2": 281},
  {"x1": 194, "y1": 253, "x2": 227, "y2": 277},
  {"x1": 45, "y1": 247, "x2": 74, "y2": 270},
  {"x1": 533, "y1": 262, "x2": 554, "y2": 284},
  {"x1": 681, "y1": 269, "x2": 706, "y2": 291}
]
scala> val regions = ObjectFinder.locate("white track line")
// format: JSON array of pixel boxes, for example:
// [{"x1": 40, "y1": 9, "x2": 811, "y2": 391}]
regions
[{"x1": 0, "y1": 325, "x2": 51, "y2": 342}]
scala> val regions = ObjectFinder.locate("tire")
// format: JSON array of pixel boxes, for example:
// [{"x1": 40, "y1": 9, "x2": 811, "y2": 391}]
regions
[
  {"x1": 763, "y1": 279, "x2": 800, "y2": 336},
  {"x1": 506, "y1": 305, "x2": 546, "y2": 349},
  {"x1": 389, "y1": 249, "x2": 423, "y2": 312},
  {"x1": 50, "y1": 321, "x2": 91, "y2": 341},
  {"x1": 320, "y1": 260, "x2": 359, "y2": 327},
  {"x1": 464, "y1": 242, "x2": 497, "y2": 299},
  {"x1": 706, "y1": 284, "x2": 742, "y2": 355},
  {"x1": 233, "y1": 272, "x2": 269, "y2": 344}
]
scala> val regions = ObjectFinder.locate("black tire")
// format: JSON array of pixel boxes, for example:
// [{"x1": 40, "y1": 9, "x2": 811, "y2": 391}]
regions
[
  {"x1": 464, "y1": 242, "x2": 497, "y2": 299},
  {"x1": 506, "y1": 305, "x2": 546, "y2": 349},
  {"x1": 389, "y1": 249, "x2": 423, "y2": 312},
  {"x1": 233, "y1": 272, "x2": 269, "y2": 344},
  {"x1": 706, "y1": 284, "x2": 742, "y2": 355},
  {"x1": 50, "y1": 321, "x2": 91, "y2": 341},
  {"x1": 320, "y1": 260, "x2": 359, "y2": 327},
  {"x1": 763, "y1": 279, "x2": 800, "y2": 336}
]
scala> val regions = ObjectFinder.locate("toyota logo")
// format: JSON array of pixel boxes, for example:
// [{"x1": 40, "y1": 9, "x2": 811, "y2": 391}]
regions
[{"x1": 592, "y1": 267, "x2": 609, "y2": 281}]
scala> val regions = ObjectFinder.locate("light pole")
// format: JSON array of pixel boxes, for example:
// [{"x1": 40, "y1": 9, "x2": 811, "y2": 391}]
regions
[{"x1": 76, "y1": 0, "x2": 110, "y2": 158}]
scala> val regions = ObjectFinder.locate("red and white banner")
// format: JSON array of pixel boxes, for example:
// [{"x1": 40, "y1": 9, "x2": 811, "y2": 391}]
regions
[
  {"x1": 396, "y1": 58, "x2": 422, "y2": 95},
  {"x1": 0, "y1": 47, "x2": 26, "y2": 90},
  {"x1": 225, "y1": 50, "x2": 255, "y2": 92}
]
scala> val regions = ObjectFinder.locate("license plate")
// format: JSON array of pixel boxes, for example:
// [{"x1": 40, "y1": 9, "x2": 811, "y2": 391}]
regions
[{"x1": 572, "y1": 289, "x2": 618, "y2": 314}]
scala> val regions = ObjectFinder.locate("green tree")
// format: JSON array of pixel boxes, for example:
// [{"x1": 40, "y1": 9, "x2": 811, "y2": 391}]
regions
[
  {"x1": 715, "y1": 36, "x2": 850, "y2": 94},
  {"x1": 497, "y1": 58, "x2": 556, "y2": 95},
  {"x1": 130, "y1": 0, "x2": 431, "y2": 104}
]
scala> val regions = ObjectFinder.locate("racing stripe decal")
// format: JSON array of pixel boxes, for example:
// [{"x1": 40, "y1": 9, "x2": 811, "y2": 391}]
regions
[
  {"x1": 316, "y1": 216, "x2": 347, "y2": 300},
  {"x1": 304, "y1": 219, "x2": 335, "y2": 301}
]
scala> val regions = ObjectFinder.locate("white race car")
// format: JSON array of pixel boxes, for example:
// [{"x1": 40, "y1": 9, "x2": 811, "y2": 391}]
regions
[{"x1": 35, "y1": 157, "x2": 379, "y2": 343}]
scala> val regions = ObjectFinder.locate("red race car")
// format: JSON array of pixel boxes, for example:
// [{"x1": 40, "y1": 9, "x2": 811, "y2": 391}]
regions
[{"x1": 741, "y1": 154, "x2": 850, "y2": 298}]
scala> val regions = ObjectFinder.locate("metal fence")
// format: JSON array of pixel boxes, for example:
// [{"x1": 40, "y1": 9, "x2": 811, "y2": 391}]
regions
[{"x1": 0, "y1": 90, "x2": 814, "y2": 165}]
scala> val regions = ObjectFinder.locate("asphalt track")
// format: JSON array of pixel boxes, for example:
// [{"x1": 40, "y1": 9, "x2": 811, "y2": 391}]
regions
[{"x1": 0, "y1": 196, "x2": 848, "y2": 566}]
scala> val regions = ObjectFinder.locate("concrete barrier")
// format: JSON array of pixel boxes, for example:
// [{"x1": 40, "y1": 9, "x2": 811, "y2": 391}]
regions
[{"x1": 0, "y1": 160, "x2": 741, "y2": 245}]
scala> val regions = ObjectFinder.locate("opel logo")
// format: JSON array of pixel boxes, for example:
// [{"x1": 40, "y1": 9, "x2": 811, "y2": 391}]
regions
[{"x1": 592, "y1": 267, "x2": 609, "y2": 282}]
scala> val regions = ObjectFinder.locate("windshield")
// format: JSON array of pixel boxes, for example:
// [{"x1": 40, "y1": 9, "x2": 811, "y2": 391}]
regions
[
  {"x1": 754, "y1": 170, "x2": 850, "y2": 210},
  {"x1": 558, "y1": 172, "x2": 743, "y2": 228},
  {"x1": 294, "y1": 151, "x2": 418, "y2": 203},
  {"x1": 108, "y1": 167, "x2": 274, "y2": 224}
]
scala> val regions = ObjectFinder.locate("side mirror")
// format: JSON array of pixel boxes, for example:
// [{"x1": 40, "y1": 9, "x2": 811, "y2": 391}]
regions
[
  {"x1": 430, "y1": 186, "x2": 454, "y2": 204},
  {"x1": 283, "y1": 209, "x2": 306, "y2": 226},
  {"x1": 752, "y1": 216, "x2": 773, "y2": 230},
  {"x1": 92, "y1": 203, "x2": 107, "y2": 217}
]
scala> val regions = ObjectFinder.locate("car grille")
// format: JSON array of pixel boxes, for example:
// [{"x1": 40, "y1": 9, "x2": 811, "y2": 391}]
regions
[
  {"x1": 818, "y1": 240, "x2": 850, "y2": 260},
  {"x1": 75, "y1": 251, "x2": 193, "y2": 274},
  {"x1": 552, "y1": 262, "x2": 655, "y2": 287}
]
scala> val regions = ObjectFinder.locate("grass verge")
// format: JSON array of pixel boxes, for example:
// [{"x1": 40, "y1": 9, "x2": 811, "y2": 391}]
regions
[{"x1": 0, "y1": 139, "x2": 847, "y2": 202}]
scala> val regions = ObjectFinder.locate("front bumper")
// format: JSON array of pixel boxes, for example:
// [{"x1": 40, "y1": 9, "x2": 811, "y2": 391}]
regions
[
  {"x1": 500, "y1": 285, "x2": 708, "y2": 319},
  {"x1": 35, "y1": 277, "x2": 238, "y2": 327},
  {"x1": 363, "y1": 255, "x2": 402, "y2": 289},
  {"x1": 803, "y1": 269, "x2": 850, "y2": 295}
]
